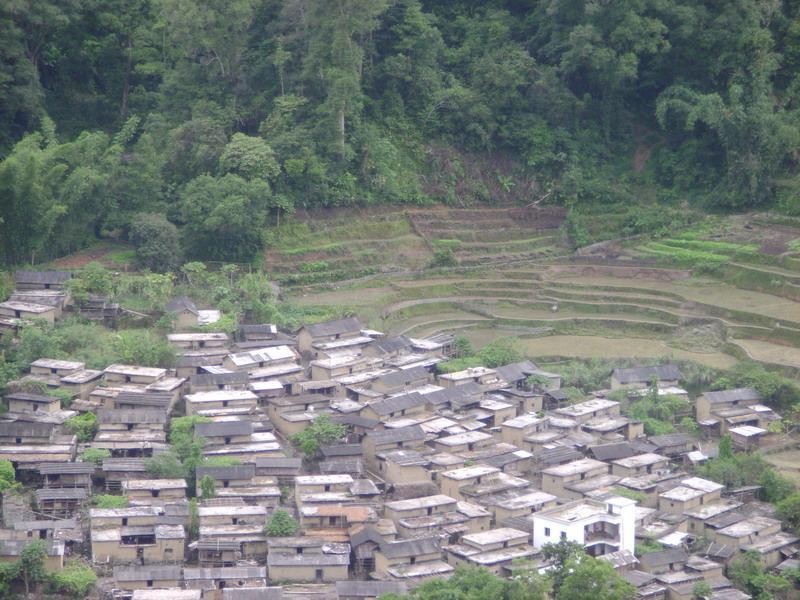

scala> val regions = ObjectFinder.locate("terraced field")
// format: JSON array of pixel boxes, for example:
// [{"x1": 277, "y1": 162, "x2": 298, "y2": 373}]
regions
[{"x1": 279, "y1": 207, "x2": 800, "y2": 374}]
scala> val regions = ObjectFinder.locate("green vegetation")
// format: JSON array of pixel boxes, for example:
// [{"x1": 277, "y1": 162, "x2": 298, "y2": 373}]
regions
[
  {"x1": 727, "y1": 550, "x2": 797, "y2": 599},
  {"x1": 776, "y1": 493, "x2": 800, "y2": 534},
  {"x1": 437, "y1": 337, "x2": 522, "y2": 373},
  {"x1": 92, "y1": 495, "x2": 129, "y2": 509},
  {"x1": 264, "y1": 509, "x2": 300, "y2": 537},
  {"x1": 64, "y1": 413, "x2": 98, "y2": 443},
  {"x1": 80, "y1": 448, "x2": 111, "y2": 465},
  {"x1": 3, "y1": 0, "x2": 800, "y2": 267},
  {"x1": 199, "y1": 475, "x2": 216, "y2": 500},
  {"x1": 622, "y1": 380, "x2": 689, "y2": 436},
  {"x1": 697, "y1": 435, "x2": 795, "y2": 503},
  {"x1": 290, "y1": 415, "x2": 347, "y2": 459},
  {"x1": 48, "y1": 561, "x2": 98, "y2": 599},
  {"x1": 0, "y1": 460, "x2": 17, "y2": 492},
  {"x1": 712, "y1": 362, "x2": 800, "y2": 413},
  {"x1": 381, "y1": 565, "x2": 550, "y2": 600},
  {"x1": 634, "y1": 540, "x2": 665, "y2": 556}
]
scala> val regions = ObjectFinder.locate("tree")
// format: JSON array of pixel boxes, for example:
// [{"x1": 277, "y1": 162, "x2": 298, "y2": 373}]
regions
[
  {"x1": 290, "y1": 414, "x2": 347, "y2": 459},
  {"x1": 692, "y1": 581, "x2": 712, "y2": 599},
  {"x1": 777, "y1": 493, "x2": 800, "y2": 533},
  {"x1": 80, "y1": 447, "x2": 112, "y2": 465},
  {"x1": 0, "y1": 460, "x2": 17, "y2": 492},
  {"x1": 19, "y1": 540, "x2": 47, "y2": 598},
  {"x1": 200, "y1": 474, "x2": 216, "y2": 500},
  {"x1": 64, "y1": 413, "x2": 98, "y2": 443},
  {"x1": 728, "y1": 550, "x2": 794, "y2": 599},
  {"x1": 130, "y1": 213, "x2": 182, "y2": 272},
  {"x1": 219, "y1": 134, "x2": 281, "y2": 182},
  {"x1": 179, "y1": 173, "x2": 275, "y2": 262},
  {"x1": 718, "y1": 435, "x2": 734, "y2": 461},
  {"x1": 48, "y1": 560, "x2": 97, "y2": 599},
  {"x1": 556, "y1": 556, "x2": 636, "y2": 600},
  {"x1": 92, "y1": 495, "x2": 129, "y2": 509},
  {"x1": 541, "y1": 539, "x2": 586, "y2": 594},
  {"x1": 113, "y1": 330, "x2": 176, "y2": 368},
  {"x1": 265, "y1": 509, "x2": 299, "y2": 537}
]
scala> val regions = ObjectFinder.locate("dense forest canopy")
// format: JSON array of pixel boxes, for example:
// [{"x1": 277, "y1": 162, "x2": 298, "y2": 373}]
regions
[{"x1": 1, "y1": 0, "x2": 800, "y2": 264}]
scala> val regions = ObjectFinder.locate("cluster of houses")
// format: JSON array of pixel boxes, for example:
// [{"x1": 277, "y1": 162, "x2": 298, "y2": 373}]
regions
[{"x1": 0, "y1": 274, "x2": 795, "y2": 600}]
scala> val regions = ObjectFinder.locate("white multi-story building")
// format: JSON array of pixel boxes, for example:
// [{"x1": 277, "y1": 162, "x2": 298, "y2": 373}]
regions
[{"x1": 532, "y1": 496, "x2": 636, "y2": 557}]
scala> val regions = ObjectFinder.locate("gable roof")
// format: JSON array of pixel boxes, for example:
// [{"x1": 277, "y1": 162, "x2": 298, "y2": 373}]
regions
[
  {"x1": 495, "y1": 360, "x2": 540, "y2": 383},
  {"x1": 195, "y1": 420, "x2": 253, "y2": 438},
  {"x1": 702, "y1": 388, "x2": 761, "y2": 404},
  {"x1": 589, "y1": 442, "x2": 638, "y2": 462},
  {"x1": 365, "y1": 392, "x2": 426, "y2": 417},
  {"x1": 613, "y1": 364, "x2": 683, "y2": 384},
  {"x1": 303, "y1": 316, "x2": 362, "y2": 338},
  {"x1": 638, "y1": 548, "x2": 689, "y2": 568},
  {"x1": 335, "y1": 581, "x2": 407, "y2": 598},
  {"x1": 166, "y1": 296, "x2": 198, "y2": 315},
  {"x1": 374, "y1": 366, "x2": 430, "y2": 389},
  {"x1": 379, "y1": 536, "x2": 440, "y2": 558},
  {"x1": 367, "y1": 425, "x2": 425, "y2": 446},
  {"x1": 14, "y1": 271, "x2": 71, "y2": 285}
]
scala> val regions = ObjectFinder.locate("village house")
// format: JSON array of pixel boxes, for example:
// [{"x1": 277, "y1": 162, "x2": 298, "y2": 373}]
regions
[
  {"x1": 37, "y1": 461, "x2": 94, "y2": 489},
  {"x1": 383, "y1": 494, "x2": 491, "y2": 539},
  {"x1": 195, "y1": 464, "x2": 256, "y2": 490},
  {"x1": 0, "y1": 420, "x2": 54, "y2": 445},
  {"x1": 190, "y1": 371, "x2": 249, "y2": 393},
  {"x1": 297, "y1": 316, "x2": 364, "y2": 355},
  {"x1": 610, "y1": 453, "x2": 671, "y2": 477},
  {"x1": 362, "y1": 425, "x2": 427, "y2": 471},
  {"x1": 59, "y1": 368, "x2": 104, "y2": 400},
  {"x1": 374, "y1": 449, "x2": 430, "y2": 485},
  {"x1": 437, "y1": 366, "x2": 502, "y2": 389},
  {"x1": 373, "y1": 536, "x2": 453, "y2": 583},
  {"x1": 658, "y1": 477, "x2": 724, "y2": 514},
  {"x1": 610, "y1": 365, "x2": 682, "y2": 390},
  {"x1": 30, "y1": 358, "x2": 84, "y2": 378},
  {"x1": 729, "y1": 425, "x2": 767, "y2": 450},
  {"x1": 0, "y1": 300, "x2": 57, "y2": 324},
  {"x1": 266, "y1": 537, "x2": 350, "y2": 582},
  {"x1": 35, "y1": 487, "x2": 87, "y2": 518},
  {"x1": 741, "y1": 531, "x2": 800, "y2": 569},
  {"x1": 533, "y1": 496, "x2": 637, "y2": 557},
  {"x1": 554, "y1": 398, "x2": 621, "y2": 424},
  {"x1": 499, "y1": 413, "x2": 546, "y2": 447},
  {"x1": 5, "y1": 391, "x2": 62, "y2": 414},
  {"x1": 294, "y1": 474, "x2": 354, "y2": 506},
  {"x1": 185, "y1": 390, "x2": 259, "y2": 415},
  {"x1": 184, "y1": 566, "x2": 267, "y2": 597},
  {"x1": 131, "y1": 591, "x2": 202, "y2": 600},
  {"x1": 695, "y1": 388, "x2": 762, "y2": 422},
  {"x1": 540, "y1": 458, "x2": 610, "y2": 496},
  {"x1": 168, "y1": 332, "x2": 230, "y2": 351},
  {"x1": 444, "y1": 527, "x2": 535, "y2": 575},
  {"x1": 255, "y1": 457, "x2": 302, "y2": 487},
  {"x1": 335, "y1": 581, "x2": 408, "y2": 600},
  {"x1": 360, "y1": 392, "x2": 428, "y2": 422},
  {"x1": 195, "y1": 421, "x2": 254, "y2": 446},
  {"x1": 113, "y1": 565, "x2": 184, "y2": 590},
  {"x1": 0, "y1": 539, "x2": 64, "y2": 571},
  {"x1": 638, "y1": 548, "x2": 689, "y2": 575},
  {"x1": 92, "y1": 523, "x2": 185, "y2": 565},
  {"x1": 713, "y1": 515, "x2": 783, "y2": 549},
  {"x1": 438, "y1": 465, "x2": 501, "y2": 501},
  {"x1": 101, "y1": 458, "x2": 148, "y2": 491},
  {"x1": 122, "y1": 479, "x2": 188, "y2": 504},
  {"x1": 14, "y1": 270, "x2": 71, "y2": 291},
  {"x1": 105, "y1": 364, "x2": 167, "y2": 386},
  {"x1": 299, "y1": 504, "x2": 378, "y2": 531}
]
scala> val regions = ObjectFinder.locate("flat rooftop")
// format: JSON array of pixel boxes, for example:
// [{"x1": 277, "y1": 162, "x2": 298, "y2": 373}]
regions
[{"x1": 542, "y1": 458, "x2": 608, "y2": 478}]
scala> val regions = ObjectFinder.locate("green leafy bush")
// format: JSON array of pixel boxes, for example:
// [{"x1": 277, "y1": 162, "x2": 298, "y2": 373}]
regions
[
  {"x1": 264, "y1": 509, "x2": 300, "y2": 537},
  {"x1": 92, "y1": 495, "x2": 129, "y2": 508},
  {"x1": 64, "y1": 413, "x2": 98, "y2": 443},
  {"x1": 49, "y1": 561, "x2": 97, "y2": 598}
]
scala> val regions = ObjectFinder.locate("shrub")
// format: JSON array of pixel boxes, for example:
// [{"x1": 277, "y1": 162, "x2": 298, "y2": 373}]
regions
[
  {"x1": 80, "y1": 448, "x2": 111, "y2": 465},
  {"x1": 64, "y1": 413, "x2": 98, "y2": 443},
  {"x1": 130, "y1": 213, "x2": 183, "y2": 272},
  {"x1": 0, "y1": 460, "x2": 17, "y2": 491},
  {"x1": 48, "y1": 561, "x2": 97, "y2": 598},
  {"x1": 265, "y1": 509, "x2": 299, "y2": 537},
  {"x1": 92, "y1": 495, "x2": 129, "y2": 508},
  {"x1": 431, "y1": 248, "x2": 457, "y2": 267},
  {"x1": 290, "y1": 415, "x2": 347, "y2": 458}
]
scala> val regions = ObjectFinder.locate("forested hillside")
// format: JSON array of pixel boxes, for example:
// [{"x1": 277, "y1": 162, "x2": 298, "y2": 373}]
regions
[{"x1": 2, "y1": 0, "x2": 800, "y2": 265}]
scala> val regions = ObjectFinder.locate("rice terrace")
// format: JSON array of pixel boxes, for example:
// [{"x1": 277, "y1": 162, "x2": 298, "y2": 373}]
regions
[{"x1": 278, "y1": 206, "x2": 800, "y2": 376}]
